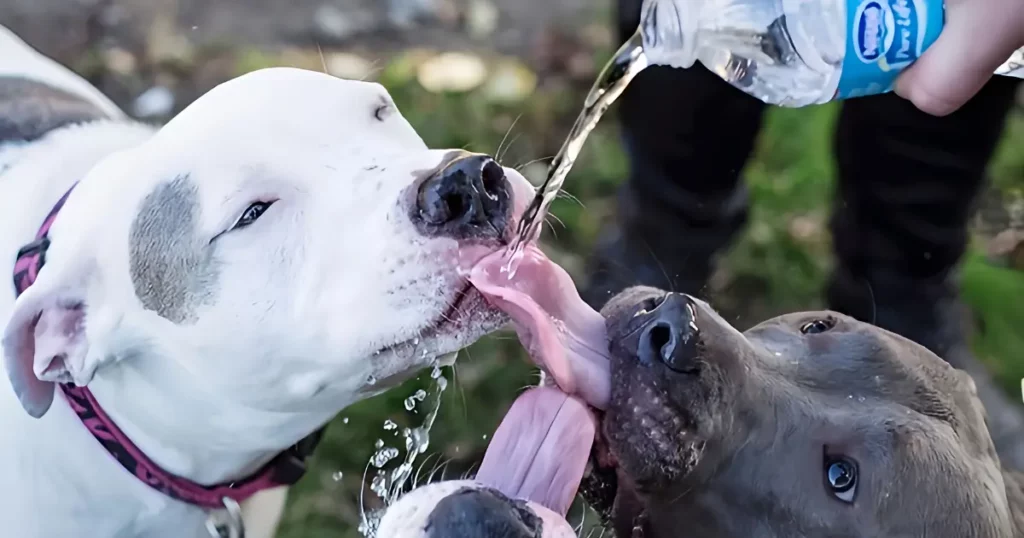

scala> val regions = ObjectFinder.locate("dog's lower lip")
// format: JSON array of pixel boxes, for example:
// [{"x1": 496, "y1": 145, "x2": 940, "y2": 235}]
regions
[{"x1": 440, "y1": 282, "x2": 474, "y2": 326}]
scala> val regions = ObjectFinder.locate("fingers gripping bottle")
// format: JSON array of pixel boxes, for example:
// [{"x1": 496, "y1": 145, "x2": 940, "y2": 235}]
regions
[{"x1": 635, "y1": 0, "x2": 1024, "y2": 106}]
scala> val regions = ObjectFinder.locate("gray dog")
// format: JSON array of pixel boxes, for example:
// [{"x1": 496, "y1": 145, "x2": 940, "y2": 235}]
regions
[
  {"x1": 582, "y1": 286, "x2": 1024, "y2": 537},
  {"x1": 378, "y1": 285, "x2": 1024, "y2": 537}
]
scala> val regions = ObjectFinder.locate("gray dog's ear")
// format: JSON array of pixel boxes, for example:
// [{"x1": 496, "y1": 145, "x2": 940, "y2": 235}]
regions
[{"x1": 2, "y1": 270, "x2": 107, "y2": 418}]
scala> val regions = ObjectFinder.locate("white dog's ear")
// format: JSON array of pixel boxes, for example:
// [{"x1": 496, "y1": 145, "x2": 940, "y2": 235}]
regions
[{"x1": 3, "y1": 276, "x2": 96, "y2": 418}]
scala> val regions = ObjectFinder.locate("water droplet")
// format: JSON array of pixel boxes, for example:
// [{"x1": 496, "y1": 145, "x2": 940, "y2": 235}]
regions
[
  {"x1": 482, "y1": 434, "x2": 488, "y2": 440},
  {"x1": 371, "y1": 446, "x2": 400, "y2": 468},
  {"x1": 332, "y1": 471, "x2": 344, "y2": 481},
  {"x1": 364, "y1": 364, "x2": 448, "y2": 513},
  {"x1": 370, "y1": 472, "x2": 388, "y2": 497},
  {"x1": 342, "y1": 417, "x2": 350, "y2": 424}
]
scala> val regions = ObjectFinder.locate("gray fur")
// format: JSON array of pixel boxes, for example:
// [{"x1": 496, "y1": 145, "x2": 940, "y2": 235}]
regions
[
  {"x1": 128, "y1": 175, "x2": 218, "y2": 324},
  {"x1": 587, "y1": 287, "x2": 1024, "y2": 537},
  {"x1": 0, "y1": 76, "x2": 107, "y2": 145}
]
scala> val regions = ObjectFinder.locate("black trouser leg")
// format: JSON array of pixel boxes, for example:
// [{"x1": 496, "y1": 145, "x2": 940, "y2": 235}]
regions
[
  {"x1": 581, "y1": 0, "x2": 767, "y2": 309},
  {"x1": 828, "y1": 77, "x2": 1024, "y2": 469}
]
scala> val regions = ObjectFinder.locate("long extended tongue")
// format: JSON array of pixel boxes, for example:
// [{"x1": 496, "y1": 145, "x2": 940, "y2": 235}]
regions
[
  {"x1": 468, "y1": 246, "x2": 610, "y2": 409},
  {"x1": 476, "y1": 386, "x2": 595, "y2": 516}
]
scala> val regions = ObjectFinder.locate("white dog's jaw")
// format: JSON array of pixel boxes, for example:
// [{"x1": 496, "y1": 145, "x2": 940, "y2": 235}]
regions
[{"x1": 377, "y1": 480, "x2": 578, "y2": 538}]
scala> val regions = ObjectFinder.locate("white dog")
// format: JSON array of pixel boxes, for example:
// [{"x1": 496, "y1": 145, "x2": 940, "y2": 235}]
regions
[{"x1": 0, "y1": 24, "x2": 538, "y2": 538}]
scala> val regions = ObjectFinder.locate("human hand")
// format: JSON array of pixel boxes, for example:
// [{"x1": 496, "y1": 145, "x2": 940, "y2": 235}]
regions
[{"x1": 895, "y1": 0, "x2": 1024, "y2": 116}]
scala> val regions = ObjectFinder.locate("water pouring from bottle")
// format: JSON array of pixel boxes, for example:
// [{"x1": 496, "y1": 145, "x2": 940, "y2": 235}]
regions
[
  {"x1": 502, "y1": 0, "x2": 1024, "y2": 276},
  {"x1": 503, "y1": 30, "x2": 648, "y2": 276}
]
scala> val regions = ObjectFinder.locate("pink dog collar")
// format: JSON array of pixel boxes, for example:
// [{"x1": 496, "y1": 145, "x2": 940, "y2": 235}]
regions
[{"x1": 12, "y1": 184, "x2": 324, "y2": 509}]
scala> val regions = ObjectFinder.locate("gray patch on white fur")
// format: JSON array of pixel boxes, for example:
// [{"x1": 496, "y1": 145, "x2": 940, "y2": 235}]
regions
[
  {"x1": 0, "y1": 76, "x2": 108, "y2": 145},
  {"x1": 128, "y1": 175, "x2": 218, "y2": 323}
]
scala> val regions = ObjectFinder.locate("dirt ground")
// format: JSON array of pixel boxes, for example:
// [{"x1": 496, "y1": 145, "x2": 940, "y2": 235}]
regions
[
  {"x1": 2, "y1": 0, "x2": 598, "y2": 56},
  {"x1": 1, "y1": 0, "x2": 617, "y2": 130}
]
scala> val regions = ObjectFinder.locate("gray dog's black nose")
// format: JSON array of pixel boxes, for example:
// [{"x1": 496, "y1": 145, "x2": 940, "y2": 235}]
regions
[
  {"x1": 415, "y1": 154, "x2": 511, "y2": 240},
  {"x1": 637, "y1": 293, "x2": 700, "y2": 373}
]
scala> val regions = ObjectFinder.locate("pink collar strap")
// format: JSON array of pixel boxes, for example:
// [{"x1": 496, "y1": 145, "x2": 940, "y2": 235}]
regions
[{"x1": 12, "y1": 184, "x2": 324, "y2": 509}]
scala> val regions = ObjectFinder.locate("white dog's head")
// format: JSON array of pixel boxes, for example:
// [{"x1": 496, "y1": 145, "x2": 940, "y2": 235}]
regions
[
  {"x1": 3, "y1": 68, "x2": 534, "y2": 431},
  {"x1": 377, "y1": 480, "x2": 577, "y2": 538}
]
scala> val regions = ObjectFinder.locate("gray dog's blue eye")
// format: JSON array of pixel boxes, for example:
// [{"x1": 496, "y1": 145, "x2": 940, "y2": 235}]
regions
[
  {"x1": 801, "y1": 317, "x2": 836, "y2": 334},
  {"x1": 233, "y1": 201, "x2": 274, "y2": 230},
  {"x1": 825, "y1": 457, "x2": 857, "y2": 503}
]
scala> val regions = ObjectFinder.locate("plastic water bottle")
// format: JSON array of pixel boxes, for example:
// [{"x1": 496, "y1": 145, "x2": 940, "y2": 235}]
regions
[{"x1": 638, "y1": 0, "x2": 1024, "y2": 106}]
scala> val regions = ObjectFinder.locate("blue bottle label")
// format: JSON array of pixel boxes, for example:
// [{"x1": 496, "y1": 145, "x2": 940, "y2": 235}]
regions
[{"x1": 835, "y1": 0, "x2": 944, "y2": 99}]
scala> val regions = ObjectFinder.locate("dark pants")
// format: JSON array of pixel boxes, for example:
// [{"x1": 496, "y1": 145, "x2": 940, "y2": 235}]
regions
[{"x1": 586, "y1": 0, "x2": 1024, "y2": 467}]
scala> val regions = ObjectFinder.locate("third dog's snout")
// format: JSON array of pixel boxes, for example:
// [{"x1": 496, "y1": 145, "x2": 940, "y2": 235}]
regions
[
  {"x1": 637, "y1": 293, "x2": 700, "y2": 373},
  {"x1": 416, "y1": 155, "x2": 510, "y2": 239}
]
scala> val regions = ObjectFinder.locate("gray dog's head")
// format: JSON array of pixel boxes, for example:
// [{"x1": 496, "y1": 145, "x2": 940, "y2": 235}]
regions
[{"x1": 583, "y1": 286, "x2": 1014, "y2": 537}]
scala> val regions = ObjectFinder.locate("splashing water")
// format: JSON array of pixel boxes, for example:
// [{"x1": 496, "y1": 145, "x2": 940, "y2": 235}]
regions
[
  {"x1": 503, "y1": 31, "x2": 648, "y2": 276},
  {"x1": 358, "y1": 361, "x2": 452, "y2": 537}
]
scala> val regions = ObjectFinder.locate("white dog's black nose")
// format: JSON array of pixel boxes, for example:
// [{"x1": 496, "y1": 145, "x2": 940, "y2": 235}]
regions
[
  {"x1": 635, "y1": 293, "x2": 701, "y2": 373},
  {"x1": 425, "y1": 487, "x2": 542, "y2": 538},
  {"x1": 415, "y1": 155, "x2": 511, "y2": 240}
]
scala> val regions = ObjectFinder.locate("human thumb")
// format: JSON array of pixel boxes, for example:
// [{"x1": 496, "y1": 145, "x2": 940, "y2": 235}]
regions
[{"x1": 895, "y1": 2, "x2": 1024, "y2": 116}]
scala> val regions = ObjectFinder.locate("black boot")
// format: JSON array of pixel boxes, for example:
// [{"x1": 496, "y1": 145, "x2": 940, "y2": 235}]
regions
[
  {"x1": 828, "y1": 76, "x2": 1024, "y2": 469},
  {"x1": 581, "y1": 0, "x2": 767, "y2": 309}
]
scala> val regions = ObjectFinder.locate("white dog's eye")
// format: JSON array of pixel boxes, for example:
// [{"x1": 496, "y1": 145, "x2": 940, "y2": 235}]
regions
[{"x1": 231, "y1": 201, "x2": 275, "y2": 231}]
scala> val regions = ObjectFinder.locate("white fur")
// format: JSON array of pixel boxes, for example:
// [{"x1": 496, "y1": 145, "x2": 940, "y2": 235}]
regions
[{"x1": 0, "y1": 25, "x2": 533, "y2": 537}]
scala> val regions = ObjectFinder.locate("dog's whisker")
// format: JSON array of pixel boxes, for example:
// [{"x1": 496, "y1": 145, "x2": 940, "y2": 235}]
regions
[
  {"x1": 515, "y1": 155, "x2": 554, "y2": 172},
  {"x1": 426, "y1": 456, "x2": 456, "y2": 485},
  {"x1": 498, "y1": 133, "x2": 523, "y2": 165},
  {"x1": 546, "y1": 212, "x2": 567, "y2": 230},
  {"x1": 543, "y1": 218, "x2": 561, "y2": 241},
  {"x1": 360, "y1": 59, "x2": 384, "y2": 82},
  {"x1": 462, "y1": 460, "x2": 482, "y2": 481},
  {"x1": 451, "y1": 360, "x2": 469, "y2": 423},
  {"x1": 557, "y1": 189, "x2": 586, "y2": 208},
  {"x1": 495, "y1": 114, "x2": 523, "y2": 164},
  {"x1": 864, "y1": 277, "x2": 877, "y2": 325},
  {"x1": 316, "y1": 43, "x2": 329, "y2": 75}
]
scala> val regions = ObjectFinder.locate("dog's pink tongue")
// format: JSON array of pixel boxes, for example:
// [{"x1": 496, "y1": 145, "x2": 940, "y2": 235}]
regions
[
  {"x1": 476, "y1": 386, "x2": 595, "y2": 516},
  {"x1": 467, "y1": 246, "x2": 610, "y2": 515},
  {"x1": 467, "y1": 246, "x2": 610, "y2": 409}
]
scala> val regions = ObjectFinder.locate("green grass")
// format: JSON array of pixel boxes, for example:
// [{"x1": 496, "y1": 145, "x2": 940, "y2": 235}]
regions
[{"x1": 241, "y1": 48, "x2": 1024, "y2": 536}]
